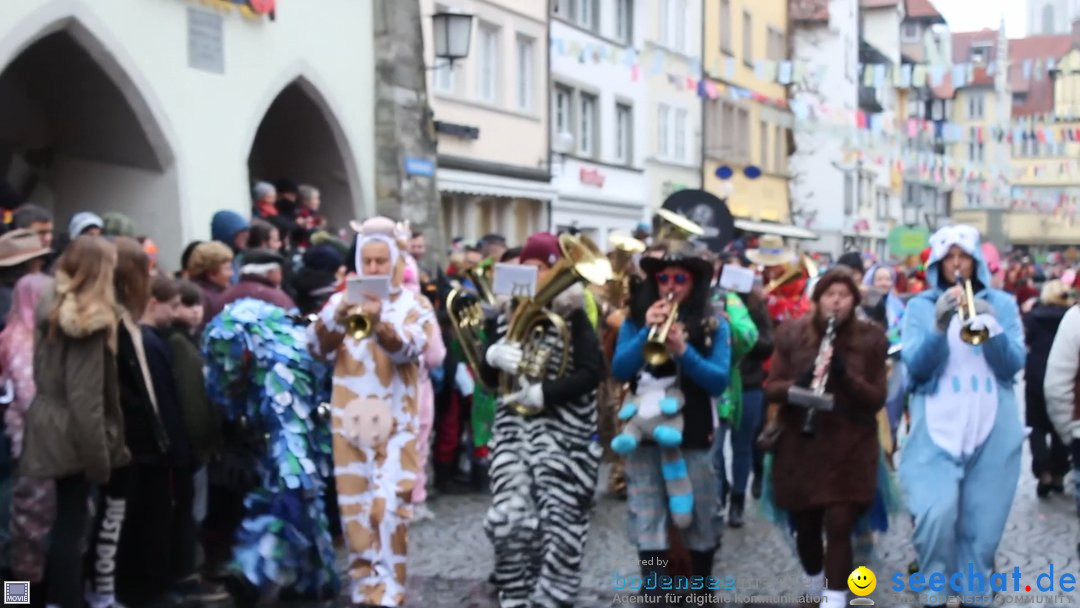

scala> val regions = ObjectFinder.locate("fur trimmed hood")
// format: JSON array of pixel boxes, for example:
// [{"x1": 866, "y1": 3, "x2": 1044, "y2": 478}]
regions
[{"x1": 51, "y1": 271, "x2": 119, "y2": 347}]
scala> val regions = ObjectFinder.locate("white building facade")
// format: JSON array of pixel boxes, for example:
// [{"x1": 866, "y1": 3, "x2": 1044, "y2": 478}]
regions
[
  {"x1": 549, "y1": 0, "x2": 648, "y2": 249},
  {"x1": 642, "y1": 0, "x2": 703, "y2": 207},
  {"x1": 421, "y1": 0, "x2": 552, "y2": 246},
  {"x1": 789, "y1": 0, "x2": 861, "y2": 256},
  {"x1": 0, "y1": 0, "x2": 374, "y2": 265}
]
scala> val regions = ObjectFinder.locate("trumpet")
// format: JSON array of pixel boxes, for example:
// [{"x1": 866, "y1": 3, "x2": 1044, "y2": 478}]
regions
[
  {"x1": 955, "y1": 271, "x2": 990, "y2": 345},
  {"x1": 345, "y1": 309, "x2": 377, "y2": 340},
  {"x1": 643, "y1": 293, "x2": 680, "y2": 366}
]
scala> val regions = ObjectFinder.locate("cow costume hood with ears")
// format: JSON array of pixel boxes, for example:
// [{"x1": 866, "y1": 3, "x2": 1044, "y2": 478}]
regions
[{"x1": 351, "y1": 217, "x2": 406, "y2": 292}]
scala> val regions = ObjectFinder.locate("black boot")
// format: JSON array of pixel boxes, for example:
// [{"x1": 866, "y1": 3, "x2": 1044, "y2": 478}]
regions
[
  {"x1": 750, "y1": 475, "x2": 763, "y2": 500},
  {"x1": 689, "y1": 549, "x2": 717, "y2": 607},
  {"x1": 728, "y1": 493, "x2": 745, "y2": 528},
  {"x1": 434, "y1": 461, "x2": 470, "y2": 495},
  {"x1": 635, "y1": 548, "x2": 660, "y2": 604}
]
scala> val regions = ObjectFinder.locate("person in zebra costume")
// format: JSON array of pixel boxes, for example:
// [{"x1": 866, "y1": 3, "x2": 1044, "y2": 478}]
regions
[
  {"x1": 611, "y1": 240, "x2": 731, "y2": 602},
  {"x1": 480, "y1": 232, "x2": 605, "y2": 608}
]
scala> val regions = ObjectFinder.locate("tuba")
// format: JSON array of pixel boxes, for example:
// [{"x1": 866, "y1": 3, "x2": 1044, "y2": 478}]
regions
[
  {"x1": 499, "y1": 234, "x2": 613, "y2": 416},
  {"x1": 466, "y1": 262, "x2": 497, "y2": 306},
  {"x1": 446, "y1": 287, "x2": 494, "y2": 391}
]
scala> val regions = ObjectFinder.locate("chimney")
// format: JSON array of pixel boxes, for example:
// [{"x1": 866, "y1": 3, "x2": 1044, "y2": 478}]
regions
[{"x1": 1073, "y1": 18, "x2": 1080, "y2": 43}]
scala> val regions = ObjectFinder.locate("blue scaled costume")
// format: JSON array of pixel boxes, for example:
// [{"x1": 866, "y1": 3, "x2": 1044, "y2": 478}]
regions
[
  {"x1": 202, "y1": 298, "x2": 339, "y2": 598},
  {"x1": 900, "y1": 225, "x2": 1024, "y2": 606}
]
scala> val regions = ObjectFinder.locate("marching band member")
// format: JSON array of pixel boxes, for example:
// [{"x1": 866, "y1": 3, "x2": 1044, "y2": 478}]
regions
[
  {"x1": 480, "y1": 232, "x2": 604, "y2": 608},
  {"x1": 308, "y1": 216, "x2": 435, "y2": 608},
  {"x1": 900, "y1": 225, "x2": 1024, "y2": 608},
  {"x1": 612, "y1": 240, "x2": 730, "y2": 592},
  {"x1": 746, "y1": 235, "x2": 811, "y2": 325},
  {"x1": 761, "y1": 268, "x2": 887, "y2": 606}
]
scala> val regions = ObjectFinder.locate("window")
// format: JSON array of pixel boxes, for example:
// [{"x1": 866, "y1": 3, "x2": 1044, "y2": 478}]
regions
[
  {"x1": 876, "y1": 188, "x2": 889, "y2": 220},
  {"x1": 967, "y1": 93, "x2": 984, "y2": 120},
  {"x1": 553, "y1": 0, "x2": 572, "y2": 20},
  {"x1": 578, "y1": 92, "x2": 597, "y2": 157},
  {"x1": 719, "y1": 0, "x2": 732, "y2": 54},
  {"x1": 674, "y1": 108, "x2": 688, "y2": 161},
  {"x1": 759, "y1": 121, "x2": 769, "y2": 168},
  {"x1": 844, "y1": 173, "x2": 854, "y2": 214},
  {"x1": 968, "y1": 141, "x2": 985, "y2": 162},
  {"x1": 902, "y1": 22, "x2": 919, "y2": 42},
  {"x1": 577, "y1": 0, "x2": 597, "y2": 30},
  {"x1": 554, "y1": 84, "x2": 573, "y2": 135},
  {"x1": 433, "y1": 59, "x2": 455, "y2": 94},
  {"x1": 970, "y1": 44, "x2": 990, "y2": 65},
  {"x1": 742, "y1": 11, "x2": 753, "y2": 66},
  {"x1": 673, "y1": 0, "x2": 687, "y2": 53},
  {"x1": 476, "y1": 24, "x2": 499, "y2": 103},
  {"x1": 515, "y1": 37, "x2": 534, "y2": 111},
  {"x1": 774, "y1": 125, "x2": 787, "y2": 173},
  {"x1": 767, "y1": 27, "x2": 785, "y2": 62},
  {"x1": 736, "y1": 107, "x2": 750, "y2": 160},
  {"x1": 616, "y1": 103, "x2": 633, "y2": 164},
  {"x1": 615, "y1": 0, "x2": 633, "y2": 44},
  {"x1": 658, "y1": 104, "x2": 671, "y2": 157}
]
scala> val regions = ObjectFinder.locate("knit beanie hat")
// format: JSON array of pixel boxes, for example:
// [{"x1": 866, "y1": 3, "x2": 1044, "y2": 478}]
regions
[
  {"x1": 519, "y1": 232, "x2": 562, "y2": 266},
  {"x1": 102, "y1": 212, "x2": 137, "y2": 238},
  {"x1": 68, "y1": 211, "x2": 104, "y2": 240},
  {"x1": 302, "y1": 244, "x2": 343, "y2": 274},
  {"x1": 836, "y1": 251, "x2": 865, "y2": 276}
]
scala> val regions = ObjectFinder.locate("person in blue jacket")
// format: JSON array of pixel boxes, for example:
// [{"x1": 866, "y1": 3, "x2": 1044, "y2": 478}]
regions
[
  {"x1": 900, "y1": 224, "x2": 1024, "y2": 608},
  {"x1": 612, "y1": 240, "x2": 731, "y2": 589}
]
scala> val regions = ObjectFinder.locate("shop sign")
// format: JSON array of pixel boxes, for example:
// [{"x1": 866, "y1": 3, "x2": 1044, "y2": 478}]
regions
[
  {"x1": 404, "y1": 157, "x2": 436, "y2": 177},
  {"x1": 887, "y1": 225, "x2": 930, "y2": 256},
  {"x1": 579, "y1": 168, "x2": 605, "y2": 188},
  {"x1": 434, "y1": 121, "x2": 480, "y2": 140},
  {"x1": 185, "y1": 0, "x2": 275, "y2": 21}
]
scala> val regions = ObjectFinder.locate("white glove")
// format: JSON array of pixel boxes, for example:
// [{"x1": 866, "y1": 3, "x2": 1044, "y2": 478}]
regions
[
  {"x1": 502, "y1": 380, "x2": 543, "y2": 408},
  {"x1": 454, "y1": 362, "x2": 475, "y2": 398},
  {"x1": 486, "y1": 339, "x2": 523, "y2": 373}
]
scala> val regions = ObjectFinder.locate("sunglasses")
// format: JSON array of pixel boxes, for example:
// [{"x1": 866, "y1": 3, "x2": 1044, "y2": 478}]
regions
[{"x1": 656, "y1": 272, "x2": 690, "y2": 285}]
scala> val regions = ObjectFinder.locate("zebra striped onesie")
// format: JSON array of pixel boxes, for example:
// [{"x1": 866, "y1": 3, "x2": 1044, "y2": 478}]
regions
[{"x1": 479, "y1": 283, "x2": 605, "y2": 608}]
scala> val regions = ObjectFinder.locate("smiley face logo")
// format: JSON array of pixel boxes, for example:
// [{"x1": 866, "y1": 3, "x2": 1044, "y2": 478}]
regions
[{"x1": 848, "y1": 566, "x2": 876, "y2": 596}]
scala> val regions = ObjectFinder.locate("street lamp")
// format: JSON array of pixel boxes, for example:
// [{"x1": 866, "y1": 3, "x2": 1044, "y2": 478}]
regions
[
  {"x1": 551, "y1": 131, "x2": 575, "y2": 175},
  {"x1": 431, "y1": 11, "x2": 474, "y2": 69},
  {"x1": 903, "y1": 205, "x2": 919, "y2": 226}
]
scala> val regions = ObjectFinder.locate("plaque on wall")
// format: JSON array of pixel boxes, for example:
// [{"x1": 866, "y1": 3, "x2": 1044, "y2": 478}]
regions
[{"x1": 188, "y1": 8, "x2": 225, "y2": 74}]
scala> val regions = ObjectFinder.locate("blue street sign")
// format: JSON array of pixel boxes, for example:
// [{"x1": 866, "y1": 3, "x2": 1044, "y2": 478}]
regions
[{"x1": 404, "y1": 157, "x2": 435, "y2": 177}]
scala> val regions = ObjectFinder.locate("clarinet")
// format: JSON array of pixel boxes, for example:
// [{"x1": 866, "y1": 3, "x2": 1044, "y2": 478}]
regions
[{"x1": 801, "y1": 316, "x2": 837, "y2": 435}]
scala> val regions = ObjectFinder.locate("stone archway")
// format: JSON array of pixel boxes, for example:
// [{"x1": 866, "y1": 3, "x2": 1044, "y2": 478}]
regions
[
  {"x1": 0, "y1": 17, "x2": 181, "y2": 257},
  {"x1": 247, "y1": 77, "x2": 361, "y2": 234}
]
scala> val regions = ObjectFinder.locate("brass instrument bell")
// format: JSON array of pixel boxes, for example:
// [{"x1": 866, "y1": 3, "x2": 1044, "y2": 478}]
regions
[
  {"x1": 643, "y1": 293, "x2": 680, "y2": 366},
  {"x1": 345, "y1": 309, "x2": 376, "y2": 340},
  {"x1": 955, "y1": 271, "x2": 990, "y2": 345},
  {"x1": 654, "y1": 208, "x2": 705, "y2": 242},
  {"x1": 763, "y1": 253, "x2": 818, "y2": 295}
]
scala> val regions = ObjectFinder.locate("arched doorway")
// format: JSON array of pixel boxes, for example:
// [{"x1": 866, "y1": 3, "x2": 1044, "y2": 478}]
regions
[
  {"x1": 247, "y1": 78, "x2": 360, "y2": 235},
  {"x1": 0, "y1": 19, "x2": 180, "y2": 258}
]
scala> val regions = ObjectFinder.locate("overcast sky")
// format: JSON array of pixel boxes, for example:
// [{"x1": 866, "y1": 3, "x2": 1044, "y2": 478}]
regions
[{"x1": 933, "y1": 0, "x2": 1028, "y2": 36}]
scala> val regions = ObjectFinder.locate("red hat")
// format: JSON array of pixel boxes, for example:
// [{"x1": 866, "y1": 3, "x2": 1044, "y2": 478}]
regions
[{"x1": 519, "y1": 232, "x2": 562, "y2": 266}]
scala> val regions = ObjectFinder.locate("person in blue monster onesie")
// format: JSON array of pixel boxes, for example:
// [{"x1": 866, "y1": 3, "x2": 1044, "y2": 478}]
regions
[{"x1": 900, "y1": 224, "x2": 1024, "y2": 608}]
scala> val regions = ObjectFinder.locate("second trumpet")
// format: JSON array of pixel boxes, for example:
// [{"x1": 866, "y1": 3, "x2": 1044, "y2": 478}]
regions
[{"x1": 643, "y1": 293, "x2": 679, "y2": 366}]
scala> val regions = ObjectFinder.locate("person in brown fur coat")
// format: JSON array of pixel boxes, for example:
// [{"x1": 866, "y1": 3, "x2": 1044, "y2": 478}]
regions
[{"x1": 764, "y1": 268, "x2": 887, "y2": 606}]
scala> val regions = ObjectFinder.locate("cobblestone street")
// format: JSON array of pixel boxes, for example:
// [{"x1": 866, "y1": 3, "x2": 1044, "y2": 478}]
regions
[{"x1": 401, "y1": 448, "x2": 1078, "y2": 608}]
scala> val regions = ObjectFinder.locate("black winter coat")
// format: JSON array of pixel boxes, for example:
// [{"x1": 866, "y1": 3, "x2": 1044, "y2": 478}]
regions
[
  {"x1": 740, "y1": 293, "x2": 774, "y2": 389},
  {"x1": 1023, "y1": 304, "x2": 1070, "y2": 422}
]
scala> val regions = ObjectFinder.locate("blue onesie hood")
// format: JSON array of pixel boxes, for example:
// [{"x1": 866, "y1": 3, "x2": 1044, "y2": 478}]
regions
[{"x1": 924, "y1": 224, "x2": 992, "y2": 293}]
